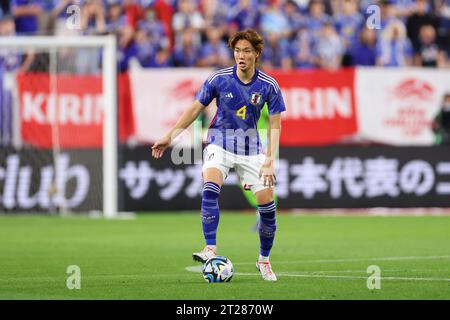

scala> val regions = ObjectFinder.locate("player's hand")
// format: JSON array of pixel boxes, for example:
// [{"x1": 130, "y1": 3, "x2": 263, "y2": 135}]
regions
[
  {"x1": 259, "y1": 161, "x2": 276, "y2": 188},
  {"x1": 151, "y1": 136, "x2": 171, "y2": 159}
]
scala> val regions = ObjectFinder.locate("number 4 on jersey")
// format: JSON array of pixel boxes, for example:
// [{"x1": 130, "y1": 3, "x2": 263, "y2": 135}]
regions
[{"x1": 236, "y1": 105, "x2": 247, "y2": 120}]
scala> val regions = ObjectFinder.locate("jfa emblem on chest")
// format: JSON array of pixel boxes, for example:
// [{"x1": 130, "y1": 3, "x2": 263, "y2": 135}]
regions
[{"x1": 250, "y1": 92, "x2": 262, "y2": 105}]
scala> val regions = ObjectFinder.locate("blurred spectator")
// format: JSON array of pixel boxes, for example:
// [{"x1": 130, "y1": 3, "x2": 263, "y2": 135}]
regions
[
  {"x1": 334, "y1": 0, "x2": 364, "y2": 66},
  {"x1": 305, "y1": 0, "x2": 331, "y2": 37},
  {"x1": 376, "y1": 19, "x2": 413, "y2": 66},
  {"x1": 0, "y1": 14, "x2": 24, "y2": 71},
  {"x1": 106, "y1": 1, "x2": 136, "y2": 44},
  {"x1": 152, "y1": 0, "x2": 175, "y2": 50},
  {"x1": 39, "y1": 0, "x2": 55, "y2": 34},
  {"x1": 10, "y1": 0, "x2": 43, "y2": 35},
  {"x1": 104, "y1": 1, "x2": 138, "y2": 71},
  {"x1": 80, "y1": 0, "x2": 106, "y2": 34},
  {"x1": 312, "y1": 21, "x2": 344, "y2": 69},
  {"x1": 414, "y1": 24, "x2": 447, "y2": 67},
  {"x1": 294, "y1": 0, "x2": 312, "y2": 14},
  {"x1": 329, "y1": 0, "x2": 342, "y2": 17},
  {"x1": 435, "y1": 1, "x2": 450, "y2": 29},
  {"x1": 283, "y1": 0, "x2": 303, "y2": 39},
  {"x1": 172, "y1": 0, "x2": 204, "y2": 48},
  {"x1": 228, "y1": 0, "x2": 260, "y2": 38},
  {"x1": 133, "y1": 22, "x2": 158, "y2": 67},
  {"x1": 51, "y1": 0, "x2": 83, "y2": 36},
  {"x1": 123, "y1": 0, "x2": 145, "y2": 29},
  {"x1": 1, "y1": 0, "x2": 447, "y2": 72},
  {"x1": 172, "y1": 28, "x2": 201, "y2": 66},
  {"x1": 74, "y1": 0, "x2": 106, "y2": 74},
  {"x1": 139, "y1": 5, "x2": 169, "y2": 49},
  {"x1": 432, "y1": 92, "x2": 450, "y2": 145},
  {"x1": 351, "y1": 27, "x2": 377, "y2": 66},
  {"x1": 391, "y1": 0, "x2": 418, "y2": 20},
  {"x1": 105, "y1": 1, "x2": 127, "y2": 32},
  {"x1": 262, "y1": 31, "x2": 292, "y2": 70},
  {"x1": 199, "y1": 0, "x2": 228, "y2": 33},
  {"x1": 406, "y1": 0, "x2": 439, "y2": 53},
  {"x1": 0, "y1": 12, "x2": 35, "y2": 72},
  {"x1": 290, "y1": 23, "x2": 315, "y2": 68},
  {"x1": 134, "y1": 11, "x2": 169, "y2": 68},
  {"x1": 197, "y1": 28, "x2": 231, "y2": 68},
  {"x1": 378, "y1": 0, "x2": 399, "y2": 32},
  {"x1": 147, "y1": 46, "x2": 172, "y2": 67},
  {"x1": 260, "y1": 0, "x2": 290, "y2": 38},
  {"x1": 435, "y1": 0, "x2": 450, "y2": 55}
]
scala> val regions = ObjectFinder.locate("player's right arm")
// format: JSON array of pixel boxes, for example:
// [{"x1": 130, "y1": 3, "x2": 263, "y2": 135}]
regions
[{"x1": 151, "y1": 100, "x2": 205, "y2": 159}]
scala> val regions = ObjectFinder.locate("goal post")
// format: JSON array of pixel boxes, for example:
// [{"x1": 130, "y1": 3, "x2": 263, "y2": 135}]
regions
[{"x1": 0, "y1": 35, "x2": 118, "y2": 218}]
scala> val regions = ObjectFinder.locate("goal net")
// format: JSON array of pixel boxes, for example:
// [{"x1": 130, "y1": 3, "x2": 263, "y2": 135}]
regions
[{"x1": 0, "y1": 36, "x2": 118, "y2": 217}]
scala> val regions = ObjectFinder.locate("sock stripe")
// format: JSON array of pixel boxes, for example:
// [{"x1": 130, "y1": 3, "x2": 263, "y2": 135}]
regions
[
  {"x1": 259, "y1": 207, "x2": 276, "y2": 212},
  {"x1": 258, "y1": 201, "x2": 275, "y2": 207},
  {"x1": 203, "y1": 182, "x2": 221, "y2": 194},
  {"x1": 258, "y1": 206, "x2": 276, "y2": 213},
  {"x1": 203, "y1": 188, "x2": 220, "y2": 195}
]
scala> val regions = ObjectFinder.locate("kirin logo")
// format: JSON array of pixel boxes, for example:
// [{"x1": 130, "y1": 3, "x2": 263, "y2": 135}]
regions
[
  {"x1": 391, "y1": 78, "x2": 434, "y2": 103},
  {"x1": 171, "y1": 80, "x2": 203, "y2": 100}
]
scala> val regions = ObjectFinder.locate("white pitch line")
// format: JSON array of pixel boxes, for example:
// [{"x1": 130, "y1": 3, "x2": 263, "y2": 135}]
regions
[
  {"x1": 185, "y1": 266, "x2": 203, "y2": 272},
  {"x1": 235, "y1": 273, "x2": 450, "y2": 282},
  {"x1": 185, "y1": 266, "x2": 450, "y2": 282},
  {"x1": 186, "y1": 255, "x2": 450, "y2": 283},
  {"x1": 234, "y1": 255, "x2": 450, "y2": 266}
]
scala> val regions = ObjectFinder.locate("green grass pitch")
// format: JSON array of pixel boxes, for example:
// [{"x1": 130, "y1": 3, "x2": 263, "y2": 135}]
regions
[{"x1": 0, "y1": 213, "x2": 449, "y2": 300}]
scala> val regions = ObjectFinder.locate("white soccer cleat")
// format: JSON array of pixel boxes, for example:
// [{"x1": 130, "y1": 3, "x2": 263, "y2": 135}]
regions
[
  {"x1": 256, "y1": 261, "x2": 278, "y2": 281},
  {"x1": 192, "y1": 246, "x2": 217, "y2": 263}
]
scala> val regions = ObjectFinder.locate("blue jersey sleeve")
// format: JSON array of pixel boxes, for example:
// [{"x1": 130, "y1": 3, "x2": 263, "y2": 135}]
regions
[
  {"x1": 267, "y1": 84, "x2": 286, "y2": 115},
  {"x1": 195, "y1": 77, "x2": 218, "y2": 107}
]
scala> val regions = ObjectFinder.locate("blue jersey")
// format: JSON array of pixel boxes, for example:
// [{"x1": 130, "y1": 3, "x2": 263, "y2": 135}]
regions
[
  {"x1": 11, "y1": 0, "x2": 42, "y2": 35},
  {"x1": 195, "y1": 65, "x2": 286, "y2": 156}
]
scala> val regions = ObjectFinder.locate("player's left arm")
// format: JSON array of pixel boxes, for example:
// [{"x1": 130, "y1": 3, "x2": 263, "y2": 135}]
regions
[{"x1": 260, "y1": 113, "x2": 281, "y2": 188}]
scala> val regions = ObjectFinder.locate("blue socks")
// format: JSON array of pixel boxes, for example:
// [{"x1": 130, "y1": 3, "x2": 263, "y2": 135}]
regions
[
  {"x1": 258, "y1": 201, "x2": 277, "y2": 257},
  {"x1": 201, "y1": 182, "x2": 221, "y2": 246},
  {"x1": 201, "y1": 183, "x2": 277, "y2": 257}
]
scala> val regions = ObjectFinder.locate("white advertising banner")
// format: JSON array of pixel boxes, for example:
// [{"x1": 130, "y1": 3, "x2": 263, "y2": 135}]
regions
[
  {"x1": 129, "y1": 66, "x2": 216, "y2": 146},
  {"x1": 130, "y1": 67, "x2": 450, "y2": 147},
  {"x1": 356, "y1": 67, "x2": 450, "y2": 145}
]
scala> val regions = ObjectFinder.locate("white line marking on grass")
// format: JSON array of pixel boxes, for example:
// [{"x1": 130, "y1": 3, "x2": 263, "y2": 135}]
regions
[
  {"x1": 235, "y1": 255, "x2": 450, "y2": 266},
  {"x1": 184, "y1": 266, "x2": 450, "y2": 282},
  {"x1": 186, "y1": 255, "x2": 450, "y2": 282},
  {"x1": 185, "y1": 266, "x2": 203, "y2": 272},
  {"x1": 234, "y1": 273, "x2": 450, "y2": 282}
]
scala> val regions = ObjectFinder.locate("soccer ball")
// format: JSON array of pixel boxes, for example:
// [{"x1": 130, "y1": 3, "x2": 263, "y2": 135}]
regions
[{"x1": 202, "y1": 256, "x2": 234, "y2": 283}]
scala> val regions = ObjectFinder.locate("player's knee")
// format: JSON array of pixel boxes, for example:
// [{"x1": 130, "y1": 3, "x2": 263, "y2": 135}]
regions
[
  {"x1": 255, "y1": 189, "x2": 274, "y2": 205},
  {"x1": 203, "y1": 168, "x2": 224, "y2": 186}
]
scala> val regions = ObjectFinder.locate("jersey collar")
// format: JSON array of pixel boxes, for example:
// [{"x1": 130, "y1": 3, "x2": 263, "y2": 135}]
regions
[{"x1": 233, "y1": 65, "x2": 259, "y2": 86}]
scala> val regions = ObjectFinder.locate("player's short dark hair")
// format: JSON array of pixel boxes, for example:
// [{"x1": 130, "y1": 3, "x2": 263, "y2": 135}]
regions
[{"x1": 228, "y1": 29, "x2": 264, "y2": 61}]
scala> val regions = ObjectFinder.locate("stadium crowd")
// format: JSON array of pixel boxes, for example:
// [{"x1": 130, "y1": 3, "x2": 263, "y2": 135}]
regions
[{"x1": 0, "y1": 0, "x2": 449, "y2": 72}]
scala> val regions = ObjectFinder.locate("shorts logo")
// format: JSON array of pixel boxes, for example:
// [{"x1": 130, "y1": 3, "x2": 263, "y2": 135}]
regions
[
  {"x1": 208, "y1": 153, "x2": 215, "y2": 161},
  {"x1": 250, "y1": 92, "x2": 262, "y2": 105}
]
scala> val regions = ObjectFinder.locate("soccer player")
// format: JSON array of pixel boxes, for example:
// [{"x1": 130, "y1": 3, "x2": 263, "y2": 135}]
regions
[{"x1": 151, "y1": 29, "x2": 286, "y2": 281}]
